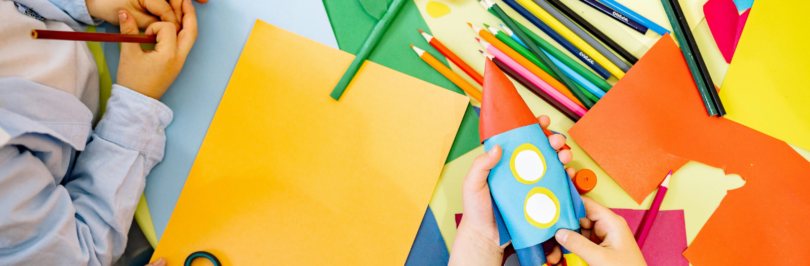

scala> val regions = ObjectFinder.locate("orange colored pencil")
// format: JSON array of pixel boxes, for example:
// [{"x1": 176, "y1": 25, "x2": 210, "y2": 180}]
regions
[
  {"x1": 418, "y1": 29, "x2": 484, "y2": 86},
  {"x1": 470, "y1": 23, "x2": 585, "y2": 109},
  {"x1": 412, "y1": 45, "x2": 482, "y2": 103}
]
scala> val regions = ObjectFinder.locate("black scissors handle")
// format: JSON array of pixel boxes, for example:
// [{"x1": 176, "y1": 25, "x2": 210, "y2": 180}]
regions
[{"x1": 184, "y1": 251, "x2": 221, "y2": 266}]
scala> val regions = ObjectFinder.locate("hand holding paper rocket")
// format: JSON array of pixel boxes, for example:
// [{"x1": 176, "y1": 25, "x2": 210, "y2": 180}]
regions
[{"x1": 480, "y1": 58, "x2": 587, "y2": 265}]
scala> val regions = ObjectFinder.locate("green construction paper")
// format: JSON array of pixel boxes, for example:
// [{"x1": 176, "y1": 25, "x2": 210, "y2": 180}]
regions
[
  {"x1": 324, "y1": 0, "x2": 481, "y2": 162},
  {"x1": 359, "y1": 0, "x2": 392, "y2": 20}
]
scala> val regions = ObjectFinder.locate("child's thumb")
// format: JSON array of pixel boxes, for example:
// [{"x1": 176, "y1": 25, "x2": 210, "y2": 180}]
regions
[
  {"x1": 118, "y1": 11, "x2": 142, "y2": 55},
  {"x1": 556, "y1": 229, "x2": 604, "y2": 263}
]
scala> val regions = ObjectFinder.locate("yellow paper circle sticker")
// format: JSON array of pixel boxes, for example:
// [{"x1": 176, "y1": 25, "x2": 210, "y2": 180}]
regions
[
  {"x1": 510, "y1": 143, "x2": 546, "y2": 184},
  {"x1": 524, "y1": 187, "x2": 560, "y2": 228}
]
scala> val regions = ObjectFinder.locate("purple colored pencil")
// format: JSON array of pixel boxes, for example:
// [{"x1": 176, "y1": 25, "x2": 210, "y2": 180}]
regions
[
  {"x1": 579, "y1": 0, "x2": 648, "y2": 34},
  {"x1": 636, "y1": 170, "x2": 672, "y2": 247}
]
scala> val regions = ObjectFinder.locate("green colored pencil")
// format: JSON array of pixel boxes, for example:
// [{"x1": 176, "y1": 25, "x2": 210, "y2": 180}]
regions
[
  {"x1": 660, "y1": 0, "x2": 718, "y2": 115},
  {"x1": 330, "y1": 0, "x2": 406, "y2": 100},
  {"x1": 480, "y1": 0, "x2": 594, "y2": 108},
  {"x1": 489, "y1": 25, "x2": 597, "y2": 102},
  {"x1": 507, "y1": 22, "x2": 611, "y2": 92}
]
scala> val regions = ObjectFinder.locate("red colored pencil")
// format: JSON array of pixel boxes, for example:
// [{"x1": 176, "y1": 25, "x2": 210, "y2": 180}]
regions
[
  {"x1": 636, "y1": 170, "x2": 672, "y2": 247},
  {"x1": 418, "y1": 29, "x2": 484, "y2": 85},
  {"x1": 31, "y1": 30, "x2": 156, "y2": 43}
]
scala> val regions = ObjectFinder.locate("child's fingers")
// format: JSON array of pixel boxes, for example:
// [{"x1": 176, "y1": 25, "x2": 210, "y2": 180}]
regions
[
  {"x1": 537, "y1": 115, "x2": 551, "y2": 129},
  {"x1": 545, "y1": 245, "x2": 562, "y2": 265},
  {"x1": 555, "y1": 229, "x2": 605, "y2": 263},
  {"x1": 146, "y1": 258, "x2": 166, "y2": 266},
  {"x1": 177, "y1": 0, "x2": 198, "y2": 59},
  {"x1": 145, "y1": 22, "x2": 178, "y2": 54},
  {"x1": 118, "y1": 11, "x2": 144, "y2": 56},
  {"x1": 463, "y1": 146, "x2": 502, "y2": 193},
  {"x1": 548, "y1": 134, "x2": 565, "y2": 150},
  {"x1": 566, "y1": 167, "x2": 576, "y2": 178},
  {"x1": 141, "y1": 0, "x2": 180, "y2": 29},
  {"x1": 170, "y1": 0, "x2": 184, "y2": 24},
  {"x1": 557, "y1": 149, "x2": 572, "y2": 165}
]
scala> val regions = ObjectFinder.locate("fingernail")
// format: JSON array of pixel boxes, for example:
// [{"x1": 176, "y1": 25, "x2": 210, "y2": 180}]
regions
[
  {"x1": 157, "y1": 258, "x2": 165, "y2": 263},
  {"x1": 556, "y1": 229, "x2": 569, "y2": 245},
  {"x1": 488, "y1": 146, "x2": 498, "y2": 157},
  {"x1": 118, "y1": 11, "x2": 127, "y2": 21}
]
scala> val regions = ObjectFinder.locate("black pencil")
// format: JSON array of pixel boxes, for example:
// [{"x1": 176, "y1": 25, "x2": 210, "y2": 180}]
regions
[
  {"x1": 545, "y1": 0, "x2": 638, "y2": 64},
  {"x1": 668, "y1": 0, "x2": 725, "y2": 116}
]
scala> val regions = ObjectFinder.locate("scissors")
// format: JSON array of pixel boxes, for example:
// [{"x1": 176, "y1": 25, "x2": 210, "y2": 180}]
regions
[{"x1": 184, "y1": 251, "x2": 221, "y2": 266}]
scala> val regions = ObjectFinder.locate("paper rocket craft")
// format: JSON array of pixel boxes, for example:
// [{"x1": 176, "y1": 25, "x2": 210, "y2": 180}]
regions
[{"x1": 481, "y1": 58, "x2": 587, "y2": 266}]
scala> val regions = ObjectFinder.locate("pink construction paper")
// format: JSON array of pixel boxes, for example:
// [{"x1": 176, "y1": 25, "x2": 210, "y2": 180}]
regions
[
  {"x1": 704, "y1": 0, "x2": 741, "y2": 63},
  {"x1": 611, "y1": 209, "x2": 689, "y2": 266},
  {"x1": 733, "y1": 9, "x2": 750, "y2": 54}
]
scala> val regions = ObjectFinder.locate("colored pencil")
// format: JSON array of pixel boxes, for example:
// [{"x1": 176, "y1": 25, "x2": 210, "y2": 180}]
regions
[
  {"x1": 31, "y1": 30, "x2": 156, "y2": 43},
  {"x1": 660, "y1": 0, "x2": 724, "y2": 116},
  {"x1": 578, "y1": 0, "x2": 648, "y2": 34},
  {"x1": 598, "y1": 0, "x2": 670, "y2": 35},
  {"x1": 473, "y1": 25, "x2": 586, "y2": 108},
  {"x1": 412, "y1": 45, "x2": 482, "y2": 103},
  {"x1": 481, "y1": 47, "x2": 587, "y2": 116},
  {"x1": 669, "y1": 0, "x2": 725, "y2": 116},
  {"x1": 495, "y1": 1, "x2": 612, "y2": 80},
  {"x1": 636, "y1": 170, "x2": 672, "y2": 247},
  {"x1": 546, "y1": 0, "x2": 638, "y2": 64},
  {"x1": 418, "y1": 29, "x2": 484, "y2": 85},
  {"x1": 510, "y1": 0, "x2": 626, "y2": 79},
  {"x1": 480, "y1": 0, "x2": 594, "y2": 109},
  {"x1": 330, "y1": 0, "x2": 406, "y2": 100},
  {"x1": 528, "y1": 0, "x2": 632, "y2": 72},
  {"x1": 492, "y1": 55, "x2": 582, "y2": 122},
  {"x1": 502, "y1": 23, "x2": 612, "y2": 91},
  {"x1": 489, "y1": 26, "x2": 604, "y2": 98}
]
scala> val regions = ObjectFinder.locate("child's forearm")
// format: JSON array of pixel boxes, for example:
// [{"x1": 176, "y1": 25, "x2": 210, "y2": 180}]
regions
[{"x1": 449, "y1": 223, "x2": 505, "y2": 266}]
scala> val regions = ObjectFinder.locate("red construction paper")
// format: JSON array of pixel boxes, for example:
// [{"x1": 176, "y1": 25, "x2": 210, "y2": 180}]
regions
[
  {"x1": 612, "y1": 209, "x2": 688, "y2": 266},
  {"x1": 569, "y1": 36, "x2": 810, "y2": 264},
  {"x1": 704, "y1": 0, "x2": 749, "y2": 63},
  {"x1": 732, "y1": 9, "x2": 749, "y2": 53},
  {"x1": 479, "y1": 59, "x2": 538, "y2": 142}
]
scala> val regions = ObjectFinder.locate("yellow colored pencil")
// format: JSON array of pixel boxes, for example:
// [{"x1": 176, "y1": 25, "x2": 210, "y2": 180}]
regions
[
  {"x1": 515, "y1": 0, "x2": 625, "y2": 79},
  {"x1": 411, "y1": 45, "x2": 483, "y2": 103}
]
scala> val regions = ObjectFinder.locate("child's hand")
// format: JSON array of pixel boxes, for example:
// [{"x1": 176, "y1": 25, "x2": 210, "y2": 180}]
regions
[
  {"x1": 554, "y1": 197, "x2": 646, "y2": 266},
  {"x1": 115, "y1": 0, "x2": 197, "y2": 100},
  {"x1": 448, "y1": 115, "x2": 573, "y2": 266}
]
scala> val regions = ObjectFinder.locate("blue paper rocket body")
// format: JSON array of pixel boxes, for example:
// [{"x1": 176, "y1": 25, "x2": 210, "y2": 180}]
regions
[{"x1": 480, "y1": 59, "x2": 586, "y2": 266}]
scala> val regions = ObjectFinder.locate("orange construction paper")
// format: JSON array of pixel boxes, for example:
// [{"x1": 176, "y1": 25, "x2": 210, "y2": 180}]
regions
[
  {"x1": 151, "y1": 20, "x2": 468, "y2": 265},
  {"x1": 569, "y1": 35, "x2": 810, "y2": 264}
]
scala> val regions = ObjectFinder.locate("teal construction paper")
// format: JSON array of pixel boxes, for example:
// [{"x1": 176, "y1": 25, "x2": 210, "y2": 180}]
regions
[
  {"x1": 733, "y1": 0, "x2": 753, "y2": 11},
  {"x1": 144, "y1": 0, "x2": 338, "y2": 240},
  {"x1": 484, "y1": 124, "x2": 579, "y2": 249}
]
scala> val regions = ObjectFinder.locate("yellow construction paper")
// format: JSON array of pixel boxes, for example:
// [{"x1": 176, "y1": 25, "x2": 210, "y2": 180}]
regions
[
  {"x1": 719, "y1": 0, "x2": 810, "y2": 151},
  {"x1": 426, "y1": 1, "x2": 452, "y2": 18},
  {"x1": 151, "y1": 20, "x2": 468, "y2": 265}
]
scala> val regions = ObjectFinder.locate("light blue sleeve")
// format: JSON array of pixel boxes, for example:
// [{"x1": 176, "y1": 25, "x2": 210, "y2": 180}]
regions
[
  {"x1": 44, "y1": 0, "x2": 96, "y2": 25},
  {"x1": 0, "y1": 85, "x2": 172, "y2": 265}
]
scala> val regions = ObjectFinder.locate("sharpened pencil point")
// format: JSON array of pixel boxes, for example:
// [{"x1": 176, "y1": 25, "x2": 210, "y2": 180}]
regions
[
  {"x1": 409, "y1": 44, "x2": 414, "y2": 48},
  {"x1": 411, "y1": 45, "x2": 425, "y2": 56},
  {"x1": 418, "y1": 29, "x2": 424, "y2": 34},
  {"x1": 483, "y1": 23, "x2": 490, "y2": 28},
  {"x1": 467, "y1": 22, "x2": 472, "y2": 28},
  {"x1": 661, "y1": 170, "x2": 672, "y2": 188}
]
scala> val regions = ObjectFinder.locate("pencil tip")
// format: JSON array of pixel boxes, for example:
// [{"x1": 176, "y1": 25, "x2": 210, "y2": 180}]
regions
[
  {"x1": 662, "y1": 171, "x2": 672, "y2": 187},
  {"x1": 483, "y1": 23, "x2": 490, "y2": 28},
  {"x1": 418, "y1": 29, "x2": 424, "y2": 33},
  {"x1": 467, "y1": 22, "x2": 472, "y2": 28},
  {"x1": 410, "y1": 44, "x2": 414, "y2": 48},
  {"x1": 668, "y1": 170, "x2": 673, "y2": 175}
]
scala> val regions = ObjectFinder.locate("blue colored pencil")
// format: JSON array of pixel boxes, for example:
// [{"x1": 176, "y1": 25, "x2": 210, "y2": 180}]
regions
[
  {"x1": 597, "y1": 0, "x2": 670, "y2": 35},
  {"x1": 579, "y1": 0, "x2": 648, "y2": 34},
  {"x1": 497, "y1": 0, "x2": 612, "y2": 79}
]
